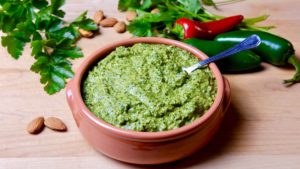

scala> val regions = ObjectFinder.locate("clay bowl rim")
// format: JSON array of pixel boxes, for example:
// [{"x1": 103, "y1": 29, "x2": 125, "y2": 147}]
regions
[{"x1": 69, "y1": 37, "x2": 225, "y2": 141}]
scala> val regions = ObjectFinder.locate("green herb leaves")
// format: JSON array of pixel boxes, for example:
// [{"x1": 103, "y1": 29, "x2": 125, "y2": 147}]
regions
[
  {"x1": 1, "y1": 35, "x2": 25, "y2": 59},
  {"x1": 0, "y1": 0, "x2": 98, "y2": 94},
  {"x1": 122, "y1": 0, "x2": 206, "y2": 38},
  {"x1": 71, "y1": 11, "x2": 99, "y2": 31},
  {"x1": 177, "y1": 0, "x2": 202, "y2": 14},
  {"x1": 118, "y1": 0, "x2": 141, "y2": 11},
  {"x1": 201, "y1": 0, "x2": 217, "y2": 9},
  {"x1": 121, "y1": 0, "x2": 274, "y2": 39}
]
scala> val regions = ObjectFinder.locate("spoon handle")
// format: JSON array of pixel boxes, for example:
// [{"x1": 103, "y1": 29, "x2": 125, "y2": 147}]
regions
[
  {"x1": 199, "y1": 34, "x2": 261, "y2": 66},
  {"x1": 183, "y1": 34, "x2": 261, "y2": 74}
]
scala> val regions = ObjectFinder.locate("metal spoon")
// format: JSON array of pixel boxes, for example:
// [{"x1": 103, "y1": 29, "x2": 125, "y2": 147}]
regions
[{"x1": 182, "y1": 34, "x2": 261, "y2": 74}]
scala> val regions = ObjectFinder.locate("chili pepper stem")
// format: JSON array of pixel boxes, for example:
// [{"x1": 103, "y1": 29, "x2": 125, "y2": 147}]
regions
[
  {"x1": 171, "y1": 24, "x2": 184, "y2": 39},
  {"x1": 284, "y1": 55, "x2": 300, "y2": 84}
]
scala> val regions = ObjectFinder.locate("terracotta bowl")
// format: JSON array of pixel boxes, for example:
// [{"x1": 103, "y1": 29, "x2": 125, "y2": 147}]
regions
[{"x1": 66, "y1": 37, "x2": 231, "y2": 165}]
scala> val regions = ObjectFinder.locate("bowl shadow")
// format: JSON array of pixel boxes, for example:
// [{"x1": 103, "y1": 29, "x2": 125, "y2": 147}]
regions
[{"x1": 116, "y1": 101, "x2": 245, "y2": 168}]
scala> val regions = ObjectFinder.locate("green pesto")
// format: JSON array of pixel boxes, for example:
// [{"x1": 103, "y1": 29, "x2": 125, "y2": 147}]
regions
[{"x1": 82, "y1": 43, "x2": 217, "y2": 132}]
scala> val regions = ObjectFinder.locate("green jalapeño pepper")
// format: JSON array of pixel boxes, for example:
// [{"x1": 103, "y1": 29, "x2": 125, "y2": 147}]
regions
[
  {"x1": 215, "y1": 30, "x2": 300, "y2": 84},
  {"x1": 183, "y1": 38, "x2": 261, "y2": 73}
]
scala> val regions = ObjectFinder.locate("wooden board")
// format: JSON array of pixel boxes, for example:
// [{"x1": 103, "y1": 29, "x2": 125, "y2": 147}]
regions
[{"x1": 1, "y1": 0, "x2": 300, "y2": 168}]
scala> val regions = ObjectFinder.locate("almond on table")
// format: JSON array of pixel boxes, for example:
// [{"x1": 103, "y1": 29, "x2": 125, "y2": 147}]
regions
[
  {"x1": 114, "y1": 21, "x2": 127, "y2": 33},
  {"x1": 44, "y1": 117, "x2": 67, "y2": 132},
  {"x1": 27, "y1": 117, "x2": 45, "y2": 134},
  {"x1": 100, "y1": 18, "x2": 118, "y2": 27},
  {"x1": 79, "y1": 28, "x2": 94, "y2": 38},
  {"x1": 94, "y1": 10, "x2": 105, "y2": 24},
  {"x1": 125, "y1": 11, "x2": 136, "y2": 21}
]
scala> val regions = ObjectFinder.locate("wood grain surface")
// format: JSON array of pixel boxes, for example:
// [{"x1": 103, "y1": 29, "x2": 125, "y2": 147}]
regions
[{"x1": 1, "y1": 0, "x2": 300, "y2": 168}]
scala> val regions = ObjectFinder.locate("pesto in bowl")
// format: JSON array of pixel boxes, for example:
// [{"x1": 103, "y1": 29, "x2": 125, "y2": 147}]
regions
[{"x1": 82, "y1": 43, "x2": 217, "y2": 132}]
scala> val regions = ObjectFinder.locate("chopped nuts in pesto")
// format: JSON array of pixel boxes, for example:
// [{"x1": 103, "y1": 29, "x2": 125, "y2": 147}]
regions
[{"x1": 82, "y1": 43, "x2": 217, "y2": 132}]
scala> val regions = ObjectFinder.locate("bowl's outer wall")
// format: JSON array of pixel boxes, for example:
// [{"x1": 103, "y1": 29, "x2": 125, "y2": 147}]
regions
[
  {"x1": 66, "y1": 79, "x2": 230, "y2": 164},
  {"x1": 66, "y1": 37, "x2": 231, "y2": 164}
]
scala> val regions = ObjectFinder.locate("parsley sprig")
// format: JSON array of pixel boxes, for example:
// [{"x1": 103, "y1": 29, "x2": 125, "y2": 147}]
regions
[{"x1": 0, "y1": 0, "x2": 98, "y2": 94}]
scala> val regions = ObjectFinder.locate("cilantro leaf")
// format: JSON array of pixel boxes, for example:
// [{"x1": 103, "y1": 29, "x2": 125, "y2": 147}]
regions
[
  {"x1": 35, "y1": 8, "x2": 64, "y2": 31},
  {"x1": 135, "y1": 10, "x2": 175, "y2": 22},
  {"x1": 33, "y1": 32, "x2": 43, "y2": 41},
  {"x1": 118, "y1": 0, "x2": 163, "y2": 11},
  {"x1": 127, "y1": 8, "x2": 186, "y2": 38},
  {"x1": 201, "y1": 0, "x2": 217, "y2": 9},
  {"x1": 31, "y1": 55, "x2": 48, "y2": 74},
  {"x1": 1, "y1": 35, "x2": 25, "y2": 59},
  {"x1": 14, "y1": 20, "x2": 36, "y2": 43},
  {"x1": 73, "y1": 11, "x2": 89, "y2": 22},
  {"x1": 140, "y1": 0, "x2": 152, "y2": 10},
  {"x1": 46, "y1": 27, "x2": 77, "y2": 41},
  {"x1": 0, "y1": 1, "x2": 98, "y2": 94},
  {"x1": 31, "y1": 40, "x2": 44, "y2": 57},
  {"x1": 44, "y1": 73, "x2": 66, "y2": 94},
  {"x1": 128, "y1": 20, "x2": 153, "y2": 37},
  {"x1": 53, "y1": 64, "x2": 74, "y2": 79},
  {"x1": 16, "y1": 20, "x2": 35, "y2": 36},
  {"x1": 54, "y1": 46, "x2": 83, "y2": 59},
  {"x1": 140, "y1": 0, "x2": 162, "y2": 10},
  {"x1": 51, "y1": 0, "x2": 65, "y2": 12},
  {"x1": 118, "y1": 0, "x2": 141, "y2": 11},
  {"x1": 50, "y1": 0, "x2": 66, "y2": 17},
  {"x1": 31, "y1": 54, "x2": 74, "y2": 95},
  {"x1": 32, "y1": 0, "x2": 49, "y2": 9},
  {"x1": 47, "y1": 18, "x2": 64, "y2": 32},
  {"x1": 0, "y1": 3, "x2": 28, "y2": 33},
  {"x1": 0, "y1": 10, "x2": 4, "y2": 29},
  {"x1": 71, "y1": 11, "x2": 99, "y2": 31},
  {"x1": 177, "y1": 0, "x2": 202, "y2": 14}
]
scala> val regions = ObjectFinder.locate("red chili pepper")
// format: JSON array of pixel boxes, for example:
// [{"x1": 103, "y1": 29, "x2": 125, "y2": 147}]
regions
[{"x1": 175, "y1": 15, "x2": 244, "y2": 39}]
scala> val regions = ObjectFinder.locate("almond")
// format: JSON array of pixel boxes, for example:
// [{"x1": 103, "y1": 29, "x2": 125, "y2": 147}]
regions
[
  {"x1": 45, "y1": 46, "x2": 54, "y2": 55},
  {"x1": 93, "y1": 10, "x2": 105, "y2": 24},
  {"x1": 44, "y1": 117, "x2": 67, "y2": 131},
  {"x1": 151, "y1": 8, "x2": 160, "y2": 14},
  {"x1": 78, "y1": 28, "x2": 94, "y2": 38},
  {"x1": 114, "y1": 21, "x2": 126, "y2": 33},
  {"x1": 100, "y1": 17, "x2": 118, "y2": 27},
  {"x1": 125, "y1": 11, "x2": 137, "y2": 22},
  {"x1": 27, "y1": 117, "x2": 44, "y2": 134}
]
